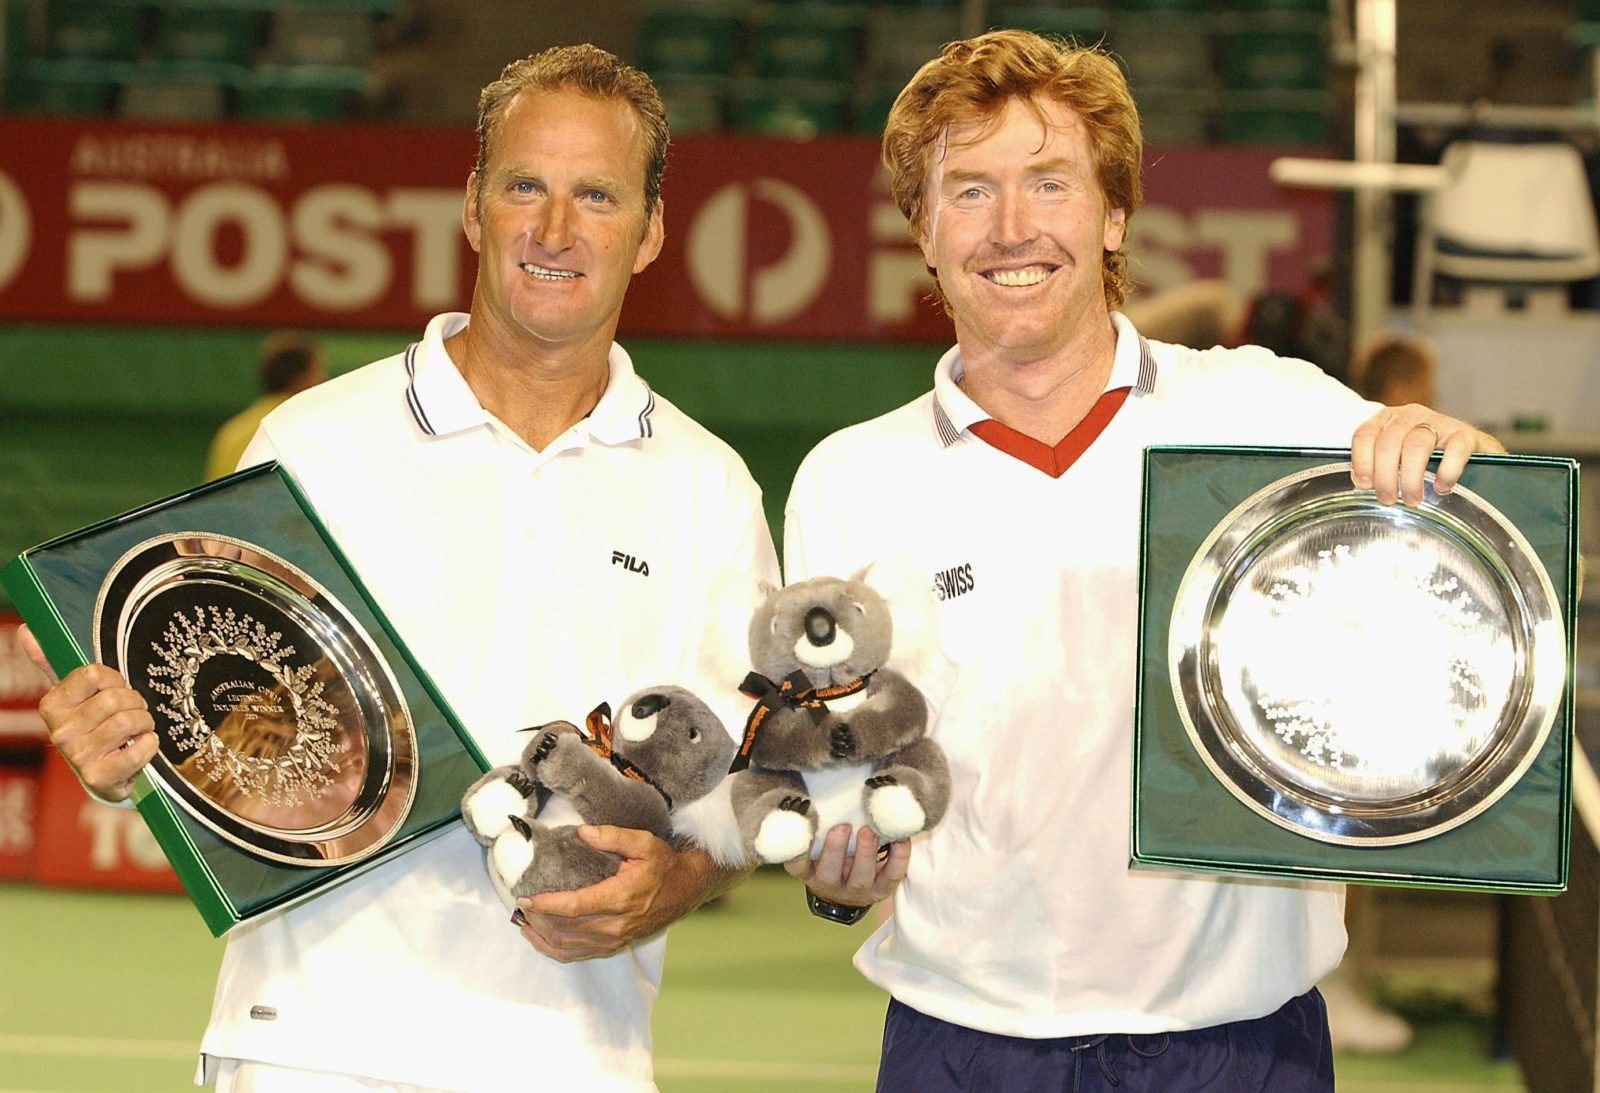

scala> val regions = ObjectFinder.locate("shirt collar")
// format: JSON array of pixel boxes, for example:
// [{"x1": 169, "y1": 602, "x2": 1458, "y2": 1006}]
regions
[
  {"x1": 404, "y1": 312, "x2": 656, "y2": 445},
  {"x1": 930, "y1": 312, "x2": 1158, "y2": 448}
]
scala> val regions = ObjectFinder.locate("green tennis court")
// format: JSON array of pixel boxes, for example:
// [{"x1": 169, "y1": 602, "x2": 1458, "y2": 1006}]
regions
[{"x1": 1, "y1": 867, "x2": 1525, "y2": 1092}]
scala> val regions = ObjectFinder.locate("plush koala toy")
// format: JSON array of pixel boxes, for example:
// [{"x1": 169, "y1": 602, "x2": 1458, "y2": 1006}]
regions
[
  {"x1": 730, "y1": 574, "x2": 951, "y2": 864},
  {"x1": 460, "y1": 684, "x2": 737, "y2": 909}
]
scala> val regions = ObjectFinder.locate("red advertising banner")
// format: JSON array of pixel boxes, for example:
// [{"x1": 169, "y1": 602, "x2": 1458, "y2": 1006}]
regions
[
  {"x1": 0, "y1": 759, "x2": 39, "y2": 880},
  {"x1": 0, "y1": 117, "x2": 1331, "y2": 340},
  {"x1": 32, "y1": 748, "x2": 182, "y2": 891},
  {"x1": 0, "y1": 610, "x2": 50, "y2": 744}
]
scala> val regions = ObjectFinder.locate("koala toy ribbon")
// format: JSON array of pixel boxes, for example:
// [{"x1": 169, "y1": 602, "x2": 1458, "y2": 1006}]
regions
[
  {"x1": 579, "y1": 702, "x2": 673, "y2": 809},
  {"x1": 730, "y1": 669, "x2": 873, "y2": 773}
]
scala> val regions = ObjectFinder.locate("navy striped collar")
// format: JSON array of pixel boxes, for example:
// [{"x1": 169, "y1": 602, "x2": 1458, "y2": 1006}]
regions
[
  {"x1": 931, "y1": 312, "x2": 1158, "y2": 448},
  {"x1": 404, "y1": 313, "x2": 656, "y2": 444}
]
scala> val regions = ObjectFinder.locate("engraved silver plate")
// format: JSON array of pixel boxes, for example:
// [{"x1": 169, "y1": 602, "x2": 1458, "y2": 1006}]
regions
[
  {"x1": 1168, "y1": 463, "x2": 1566, "y2": 846},
  {"x1": 93, "y1": 533, "x2": 417, "y2": 866}
]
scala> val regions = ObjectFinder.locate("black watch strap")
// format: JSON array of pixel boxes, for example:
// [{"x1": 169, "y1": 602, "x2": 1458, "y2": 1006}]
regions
[{"x1": 807, "y1": 889, "x2": 870, "y2": 925}]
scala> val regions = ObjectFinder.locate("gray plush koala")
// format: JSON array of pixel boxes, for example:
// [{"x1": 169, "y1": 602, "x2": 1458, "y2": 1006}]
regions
[
  {"x1": 730, "y1": 574, "x2": 951, "y2": 864},
  {"x1": 461, "y1": 684, "x2": 736, "y2": 908}
]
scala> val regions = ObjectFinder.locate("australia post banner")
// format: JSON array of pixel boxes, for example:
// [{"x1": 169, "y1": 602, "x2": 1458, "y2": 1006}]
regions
[{"x1": 0, "y1": 116, "x2": 1331, "y2": 339}]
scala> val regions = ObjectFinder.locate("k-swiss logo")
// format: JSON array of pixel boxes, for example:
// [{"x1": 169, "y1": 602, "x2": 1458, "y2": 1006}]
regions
[
  {"x1": 932, "y1": 563, "x2": 975, "y2": 602},
  {"x1": 611, "y1": 550, "x2": 650, "y2": 577}
]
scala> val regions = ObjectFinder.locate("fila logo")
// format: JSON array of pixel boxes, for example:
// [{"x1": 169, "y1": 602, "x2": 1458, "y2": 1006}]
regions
[
  {"x1": 932, "y1": 563, "x2": 975, "y2": 602},
  {"x1": 611, "y1": 550, "x2": 650, "y2": 577}
]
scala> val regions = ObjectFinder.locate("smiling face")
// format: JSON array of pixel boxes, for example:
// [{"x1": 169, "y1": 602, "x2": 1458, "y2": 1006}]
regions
[
  {"x1": 918, "y1": 95, "x2": 1126, "y2": 375},
  {"x1": 463, "y1": 88, "x2": 664, "y2": 359}
]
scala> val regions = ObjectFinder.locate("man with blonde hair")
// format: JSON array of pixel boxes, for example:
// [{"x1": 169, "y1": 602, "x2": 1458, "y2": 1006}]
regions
[
  {"x1": 26, "y1": 43, "x2": 776, "y2": 1091},
  {"x1": 780, "y1": 29, "x2": 1499, "y2": 1091}
]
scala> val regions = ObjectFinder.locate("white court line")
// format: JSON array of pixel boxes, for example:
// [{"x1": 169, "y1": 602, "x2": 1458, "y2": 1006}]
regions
[
  {"x1": 4, "y1": 1038, "x2": 1510, "y2": 1090},
  {"x1": 0, "y1": 1034, "x2": 878, "y2": 1086},
  {"x1": 0, "y1": 1034, "x2": 193, "y2": 1060},
  {"x1": 654, "y1": 1058, "x2": 878, "y2": 1083}
]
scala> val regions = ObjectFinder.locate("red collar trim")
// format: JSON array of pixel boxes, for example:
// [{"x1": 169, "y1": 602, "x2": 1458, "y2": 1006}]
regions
[{"x1": 967, "y1": 386, "x2": 1132, "y2": 478}]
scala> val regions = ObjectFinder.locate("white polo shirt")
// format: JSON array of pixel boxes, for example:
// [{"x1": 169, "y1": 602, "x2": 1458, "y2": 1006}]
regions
[
  {"x1": 198, "y1": 312, "x2": 779, "y2": 1090},
  {"x1": 783, "y1": 313, "x2": 1381, "y2": 1039}
]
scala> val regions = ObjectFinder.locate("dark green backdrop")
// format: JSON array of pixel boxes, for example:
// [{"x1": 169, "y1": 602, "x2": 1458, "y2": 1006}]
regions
[{"x1": 0, "y1": 325, "x2": 941, "y2": 603}]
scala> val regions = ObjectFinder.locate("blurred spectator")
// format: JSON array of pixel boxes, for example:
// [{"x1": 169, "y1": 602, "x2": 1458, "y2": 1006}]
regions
[
  {"x1": 1356, "y1": 333, "x2": 1438, "y2": 407},
  {"x1": 1122, "y1": 279, "x2": 1246, "y2": 349},
  {"x1": 204, "y1": 332, "x2": 326, "y2": 480}
]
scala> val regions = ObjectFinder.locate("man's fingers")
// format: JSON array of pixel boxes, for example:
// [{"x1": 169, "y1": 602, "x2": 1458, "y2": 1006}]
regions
[
  {"x1": 1397, "y1": 426, "x2": 1438, "y2": 505},
  {"x1": 516, "y1": 909, "x2": 595, "y2": 962},
  {"x1": 36, "y1": 667, "x2": 156, "y2": 802},
  {"x1": 843, "y1": 826, "x2": 884, "y2": 890},
  {"x1": 16, "y1": 626, "x2": 58, "y2": 683},
  {"x1": 1431, "y1": 428, "x2": 1499, "y2": 495},
  {"x1": 574, "y1": 823, "x2": 652, "y2": 859},
  {"x1": 1348, "y1": 413, "x2": 1383, "y2": 491},
  {"x1": 808, "y1": 823, "x2": 853, "y2": 885},
  {"x1": 39, "y1": 664, "x2": 136, "y2": 721},
  {"x1": 1351, "y1": 405, "x2": 1493, "y2": 507}
]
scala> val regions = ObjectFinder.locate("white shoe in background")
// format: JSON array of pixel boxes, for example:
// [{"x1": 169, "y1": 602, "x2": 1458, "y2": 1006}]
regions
[{"x1": 1322, "y1": 976, "x2": 1415, "y2": 1055}]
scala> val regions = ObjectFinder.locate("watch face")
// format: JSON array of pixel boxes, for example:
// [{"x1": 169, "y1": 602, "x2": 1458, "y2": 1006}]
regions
[
  {"x1": 1168, "y1": 463, "x2": 1566, "y2": 847},
  {"x1": 94, "y1": 533, "x2": 417, "y2": 866}
]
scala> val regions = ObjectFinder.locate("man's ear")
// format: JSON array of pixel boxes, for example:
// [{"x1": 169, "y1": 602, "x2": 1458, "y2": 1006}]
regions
[
  {"x1": 633, "y1": 199, "x2": 666, "y2": 274},
  {"x1": 1104, "y1": 206, "x2": 1127, "y2": 253},
  {"x1": 916, "y1": 216, "x2": 936, "y2": 270},
  {"x1": 463, "y1": 172, "x2": 483, "y2": 253}
]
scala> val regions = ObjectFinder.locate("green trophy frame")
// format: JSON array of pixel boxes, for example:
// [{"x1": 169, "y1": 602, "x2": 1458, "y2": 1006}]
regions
[
  {"x1": 2, "y1": 463, "x2": 487, "y2": 934},
  {"x1": 1134, "y1": 446, "x2": 1578, "y2": 893}
]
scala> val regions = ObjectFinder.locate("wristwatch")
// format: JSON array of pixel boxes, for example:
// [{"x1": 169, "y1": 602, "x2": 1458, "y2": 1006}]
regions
[{"x1": 806, "y1": 889, "x2": 870, "y2": 925}]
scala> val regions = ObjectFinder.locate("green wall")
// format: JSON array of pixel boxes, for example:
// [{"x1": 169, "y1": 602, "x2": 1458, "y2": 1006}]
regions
[{"x1": 0, "y1": 325, "x2": 940, "y2": 603}]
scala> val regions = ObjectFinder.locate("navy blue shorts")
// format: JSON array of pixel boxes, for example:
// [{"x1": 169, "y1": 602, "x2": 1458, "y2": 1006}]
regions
[{"x1": 875, "y1": 989, "x2": 1333, "y2": 1093}]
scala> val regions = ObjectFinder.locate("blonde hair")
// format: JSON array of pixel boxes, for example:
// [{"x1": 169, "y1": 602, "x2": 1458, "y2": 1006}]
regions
[
  {"x1": 473, "y1": 44, "x2": 669, "y2": 215},
  {"x1": 882, "y1": 29, "x2": 1143, "y2": 310}
]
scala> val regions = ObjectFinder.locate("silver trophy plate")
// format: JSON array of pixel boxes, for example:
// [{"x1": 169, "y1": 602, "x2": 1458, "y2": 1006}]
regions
[
  {"x1": 94, "y1": 533, "x2": 417, "y2": 866},
  {"x1": 1168, "y1": 463, "x2": 1566, "y2": 846}
]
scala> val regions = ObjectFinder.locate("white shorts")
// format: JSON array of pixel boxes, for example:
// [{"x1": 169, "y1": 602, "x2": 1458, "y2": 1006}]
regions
[{"x1": 209, "y1": 1057, "x2": 453, "y2": 1093}]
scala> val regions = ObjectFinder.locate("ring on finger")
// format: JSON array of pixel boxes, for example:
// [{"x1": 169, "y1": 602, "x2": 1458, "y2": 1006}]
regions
[{"x1": 1412, "y1": 421, "x2": 1441, "y2": 449}]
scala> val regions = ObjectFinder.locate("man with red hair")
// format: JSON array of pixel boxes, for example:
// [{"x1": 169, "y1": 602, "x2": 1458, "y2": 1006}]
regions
[{"x1": 781, "y1": 29, "x2": 1498, "y2": 1092}]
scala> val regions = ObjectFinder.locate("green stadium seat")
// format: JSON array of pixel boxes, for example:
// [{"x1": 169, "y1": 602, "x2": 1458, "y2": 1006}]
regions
[
  {"x1": 1136, "y1": 86, "x2": 1214, "y2": 144},
  {"x1": 655, "y1": 73, "x2": 727, "y2": 134},
  {"x1": 1220, "y1": 90, "x2": 1329, "y2": 145},
  {"x1": 863, "y1": 8, "x2": 959, "y2": 85},
  {"x1": 119, "y1": 59, "x2": 242, "y2": 119},
  {"x1": 45, "y1": 0, "x2": 145, "y2": 61},
  {"x1": 267, "y1": 6, "x2": 372, "y2": 68},
  {"x1": 1107, "y1": 0, "x2": 1210, "y2": 12},
  {"x1": 1220, "y1": 17, "x2": 1326, "y2": 91},
  {"x1": 1227, "y1": 0, "x2": 1327, "y2": 10},
  {"x1": 6, "y1": 56, "x2": 128, "y2": 113},
  {"x1": 1109, "y1": 13, "x2": 1214, "y2": 92},
  {"x1": 636, "y1": 9, "x2": 741, "y2": 79},
  {"x1": 154, "y1": 3, "x2": 264, "y2": 66},
  {"x1": 4, "y1": 0, "x2": 38, "y2": 59},
  {"x1": 748, "y1": 8, "x2": 860, "y2": 80},
  {"x1": 852, "y1": 78, "x2": 901, "y2": 135},
  {"x1": 992, "y1": 6, "x2": 1110, "y2": 45},
  {"x1": 731, "y1": 77, "x2": 848, "y2": 137},
  {"x1": 236, "y1": 62, "x2": 369, "y2": 121}
]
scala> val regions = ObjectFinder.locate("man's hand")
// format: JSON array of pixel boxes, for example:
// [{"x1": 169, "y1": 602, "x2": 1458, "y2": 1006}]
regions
[
  {"x1": 784, "y1": 823, "x2": 909, "y2": 909},
  {"x1": 1350, "y1": 403, "x2": 1504, "y2": 506},
  {"x1": 21, "y1": 625, "x2": 157, "y2": 803},
  {"x1": 515, "y1": 825, "x2": 746, "y2": 962}
]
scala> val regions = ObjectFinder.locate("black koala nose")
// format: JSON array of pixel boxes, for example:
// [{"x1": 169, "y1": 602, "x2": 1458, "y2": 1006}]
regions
[
  {"x1": 631, "y1": 693, "x2": 670, "y2": 719},
  {"x1": 805, "y1": 607, "x2": 836, "y2": 646}
]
